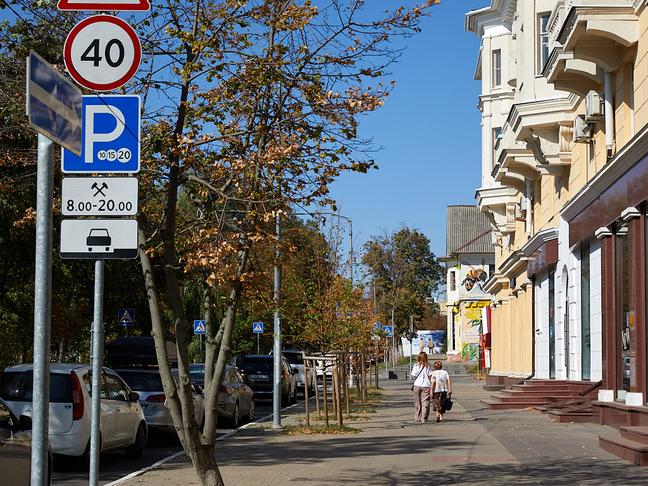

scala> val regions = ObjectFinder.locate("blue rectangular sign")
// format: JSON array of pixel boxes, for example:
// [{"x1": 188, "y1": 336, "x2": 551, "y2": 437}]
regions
[
  {"x1": 62, "y1": 95, "x2": 140, "y2": 173},
  {"x1": 382, "y1": 325, "x2": 394, "y2": 337},
  {"x1": 27, "y1": 51, "x2": 82, "y2": 154},
  {"x1": 194, "y1": 320, "x2": 206, "y2": 335},
  {"x1": 252, "y1": 322, "x2": 264, "y2": 334}
]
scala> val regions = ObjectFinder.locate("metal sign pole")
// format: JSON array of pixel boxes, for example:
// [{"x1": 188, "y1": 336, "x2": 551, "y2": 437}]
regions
[
  {"x1": 31, "y1": 134, "x2": 54, "y2": 486},
  {"x1": 89, "y1": 260, "x2": 104, "y2": 486},
  {"x1": 273, "y1": 211, "x2": 282, "y2": 429},
  {"x1": 257, "y1": 333, "x2": 260, "y2": 354}
]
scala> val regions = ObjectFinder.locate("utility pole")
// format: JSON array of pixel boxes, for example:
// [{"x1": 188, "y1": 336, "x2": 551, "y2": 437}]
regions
[
  {"x1": 391, "y1": 307, "x2": 396, "y2": 373},
  {"x1": 31, "y1": 134, "x2": 54, "y2": 486},
  {"x1": 409, "y1": 315, "x2": 414, "y2": 376},
  {"x1": 272, "y1": 211, "x2": 282, "y2": 429}
]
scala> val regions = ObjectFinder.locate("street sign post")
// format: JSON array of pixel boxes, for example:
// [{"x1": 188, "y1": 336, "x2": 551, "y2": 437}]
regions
[
  {"x1": 117, "y1": 308, "x2": 135, "y2": 327},
  {"x1": 252, "y1": 322, "x2": 264, "y2": 353},
  {"x1": 26, "y1": 51, "x2": 82, "y2": 155},
  {"x1": 62, "y1": 95, "x2": 140, "y2": 173},
  {"x1": 64, "y1": 15, "x2": 141, "y2": 91},
  {"x1": 62, "y1": 177, "x2": 138, "y2": 216},
  {"x1": 60, "y1": 219, "x2": 138, "y2": 259},
  {"x1": 194, "y1": 320, "x2": 206, "y2": 361},
  {"x1": 193, "y1": 320, "x2": 206, "y2": 335},
  {"x1": 58, "y1": 0, "x2": 150, "y2": 10},
  {"x1": 26, "y1": 51, "x2": 84, "y2": 486}
]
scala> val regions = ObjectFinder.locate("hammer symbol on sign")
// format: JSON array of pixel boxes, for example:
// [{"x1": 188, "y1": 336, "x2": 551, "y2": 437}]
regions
[{"x1": 91, "y1": 182, "x2": 108, "y2": 197}]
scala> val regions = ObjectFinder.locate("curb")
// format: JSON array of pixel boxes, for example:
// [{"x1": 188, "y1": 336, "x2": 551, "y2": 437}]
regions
[{"x1": 104, "y1": 400, "x2": 305, "y2": 486}]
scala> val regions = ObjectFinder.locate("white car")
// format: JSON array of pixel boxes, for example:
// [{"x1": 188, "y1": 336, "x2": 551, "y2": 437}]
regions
[
  {"x1": 0, "y1": 363, "x2": 147, "y2": 458},
  {"x1": 277, "y1": 350, "x2": 315, "y2": 394}
]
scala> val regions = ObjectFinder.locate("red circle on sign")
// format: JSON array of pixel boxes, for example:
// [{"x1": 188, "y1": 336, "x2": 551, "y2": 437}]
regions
[{"x1": 64, "y1": 15, "x2": 141, "y2": 92}]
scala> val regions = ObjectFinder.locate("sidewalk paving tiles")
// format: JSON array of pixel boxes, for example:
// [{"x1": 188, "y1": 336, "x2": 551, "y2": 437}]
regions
[{"x1": 121, "y1": 364, "x2": 648, "y2": 485}]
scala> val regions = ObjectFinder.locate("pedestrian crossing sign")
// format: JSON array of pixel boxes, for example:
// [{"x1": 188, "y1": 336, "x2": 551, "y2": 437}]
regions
[
  {"x1": 252, "y1": 322, "x2": 264, "y2": 334},
  {"x1": 193, "y1": 320, "x2": 206, "y2": 335},
  {"x1": 117, "y1": 308, "x2": 135, "y2": 327}
]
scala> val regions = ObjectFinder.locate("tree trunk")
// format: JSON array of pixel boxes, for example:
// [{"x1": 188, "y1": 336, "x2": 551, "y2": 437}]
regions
[
  {"x1": 313, "y1": 364, "x2": 320, "y2": 415},
  {"x1": 322, "y1": 368, "x2": 329, "y2": 427},
  {"x1": 344, "y1": 357, "x2": 350, "y2": 416},
  {"x1": 304, "y1": 359, "x2": 310, "y2": 428},
  {"x1": 361, "y1": 352, "x2": 367, "y2": 401},
  {"x1": 333, "y1": 364, "x2": 342, "y2": 427}
]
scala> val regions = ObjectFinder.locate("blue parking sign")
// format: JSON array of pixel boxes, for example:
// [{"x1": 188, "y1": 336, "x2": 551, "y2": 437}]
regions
[{"x1": 62, "y1": 95, "x2": 140, "y2": 173}]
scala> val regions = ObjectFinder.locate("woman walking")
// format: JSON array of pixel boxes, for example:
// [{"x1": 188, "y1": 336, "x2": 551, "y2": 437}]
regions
[
  {"x1": 410, "y1": 352, "x2": 433, "y2": 423},
  {"x1": 430, "y1": 361, "x2": 452, "y2": 423}
]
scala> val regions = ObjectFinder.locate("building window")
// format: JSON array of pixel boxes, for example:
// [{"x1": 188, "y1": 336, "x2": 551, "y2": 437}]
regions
[
  {"x1": 549, "y1": 267, "x2": 556, "y2": 379},
  {"x1": 492, "y1": 49, "x2": 501, "y2": 88},
  {"x1": 492, "y1": 127, "x2": 502, "y2": 169},
  {"x1": 581, "y1": 241, "x2": 591, "y2": 381},
  {"x1": 449, "y1": 271, "x2": 456, "y2": 292},
  {"x1": 538, "y1": 13, "x2": 550, "y2": 73}
]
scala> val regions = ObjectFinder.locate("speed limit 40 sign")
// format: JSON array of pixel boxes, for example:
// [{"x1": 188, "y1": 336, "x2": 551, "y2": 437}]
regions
[{"x1": 64, "y1": 15, "x2": 141, "y2": 91}]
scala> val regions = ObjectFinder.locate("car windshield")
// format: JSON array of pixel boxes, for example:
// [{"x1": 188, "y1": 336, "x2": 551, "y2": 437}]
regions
[
  {"x1": 0, "y1": 371, "x2": 72, "y2": 403},
  {"x1": 239, "y1": 358, "x2": 273, "y2": 374},
  {"x1": 116, "y1": 370, "x2": 163, "y2": 391},
  {"x1": 282, "y1": 352, "x2": 303, "y2": 365}
]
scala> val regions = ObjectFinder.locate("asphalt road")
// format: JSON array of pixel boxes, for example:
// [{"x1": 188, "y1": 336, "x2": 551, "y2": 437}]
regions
[{"x1": 52, "y1": 402, "x2": 275, "y2": 486}]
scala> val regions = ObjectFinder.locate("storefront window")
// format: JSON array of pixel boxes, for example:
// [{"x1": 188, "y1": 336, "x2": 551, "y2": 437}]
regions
[
  {"x1": 616, "y1": 222, "x2": 631, "y2": 399},
  {"x1": 549, "y1": 267, "x2": 556, "y2": 379},
  {"x1": 581, "y1": 241, "x2": 591, "y2": 381}
]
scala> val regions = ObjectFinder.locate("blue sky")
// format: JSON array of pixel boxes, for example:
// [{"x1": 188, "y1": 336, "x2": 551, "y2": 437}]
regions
[{"x1": 331, "y1": 0, "x2": 486, "y2": 261}]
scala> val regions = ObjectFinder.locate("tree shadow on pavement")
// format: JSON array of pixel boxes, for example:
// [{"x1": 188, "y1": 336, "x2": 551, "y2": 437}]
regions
[{"x1": 286, "y1": 456, "x2": 648, "y2": 485}]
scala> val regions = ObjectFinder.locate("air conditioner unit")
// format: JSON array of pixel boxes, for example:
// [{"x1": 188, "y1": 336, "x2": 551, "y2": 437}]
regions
[
  {"x1": 585, "y1": 90, "x2": 604, "y2": 123},
  {"x1": 573, "y1": 115, "x2": 593, "y2": 143}
]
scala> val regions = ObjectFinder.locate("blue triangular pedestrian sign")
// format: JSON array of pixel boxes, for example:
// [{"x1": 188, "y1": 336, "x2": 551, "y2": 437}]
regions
[
  {"x1": 252, "y1": 322, "x2": 264, "y2": 334},
  {"x1": 193, "y1": 320, "x2": 206, "y2": 334}
]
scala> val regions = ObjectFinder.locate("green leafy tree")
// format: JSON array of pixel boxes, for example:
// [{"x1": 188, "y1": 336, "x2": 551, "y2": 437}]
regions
[{"x1": 362, "y1": 227, "x2": 444, "y2": 331}]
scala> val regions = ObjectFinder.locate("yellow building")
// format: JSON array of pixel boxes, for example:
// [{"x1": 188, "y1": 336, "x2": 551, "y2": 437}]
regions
[{"x1": 466, "y1": 0, "x2": 648, "y2": 433}]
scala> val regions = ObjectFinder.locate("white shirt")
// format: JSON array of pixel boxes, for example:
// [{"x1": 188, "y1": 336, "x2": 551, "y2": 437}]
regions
[
  {"x1": 410, "y1": 363, "x2": 432, "y2": 387},
  {"x1": 430, "y1": 369, "x2": 450, "y2": 393}
]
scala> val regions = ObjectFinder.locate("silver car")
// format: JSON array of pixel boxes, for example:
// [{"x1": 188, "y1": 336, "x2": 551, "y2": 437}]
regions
[
  {"x1": 279, "y1": 350, "x2": 315, "y2": 394},
  {"x1": 115, "y1": 368, "x2": 204, "y2": 433}
]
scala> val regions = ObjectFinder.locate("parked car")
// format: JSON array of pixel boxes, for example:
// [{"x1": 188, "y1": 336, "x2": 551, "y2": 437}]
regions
[
  {"x1": 235, "y1": 354, "x2": 297, "y2": 404},
  {"x1": 271, "y1": 349, "x2": 314, "y2": 394},
  {"x1": 189, "y1": 365, "x2": 255, "y2": 428},
  {"x1": 105, "y1": 336, "x2": 177, "y2": 368},
  {"x1": 0, "y1": 364, "x2": 146, "y2": 458},
  {"x1": 115, "y1": 368, "x2": 204, "y2": 433},
  {"x1": 0, "y1": 396, "x2": 52, "y2": 485}
]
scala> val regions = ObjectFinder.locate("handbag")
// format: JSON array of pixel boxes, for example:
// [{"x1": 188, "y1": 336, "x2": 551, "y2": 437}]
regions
[
  {"x1": 442, "y1": 393, "x2": 453, "y2": 412},
  {"x1": 410, "y1": 366, "x2": 425, "y2": 391}
]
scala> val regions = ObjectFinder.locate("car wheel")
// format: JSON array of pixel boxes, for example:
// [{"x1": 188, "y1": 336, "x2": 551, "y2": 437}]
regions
[
  {"x1": 126, "y1": 423, "x2": 147, "y2": 458},
  {"x1": 247, "y1": 400, "x2": 256, "y2": 422},
  {"x1": 231, "y1": 402, "x2": 240, "y2": 428}
]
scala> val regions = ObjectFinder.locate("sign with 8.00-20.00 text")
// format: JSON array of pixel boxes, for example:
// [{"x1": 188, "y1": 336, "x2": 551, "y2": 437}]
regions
[
  {"x1": 62, "y1": 95, "x2": 140, "y2": 173},
  {"x1": 62, "y1": 177, "x2": 137, "y2": 216}
]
